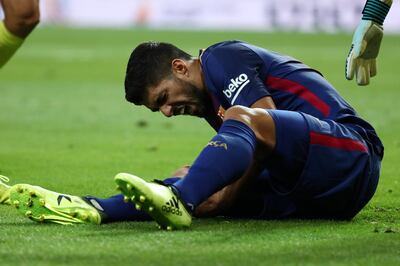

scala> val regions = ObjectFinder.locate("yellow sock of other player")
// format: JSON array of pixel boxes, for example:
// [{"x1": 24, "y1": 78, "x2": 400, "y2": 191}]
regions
[{"x1": 0, "y1": 21, "x2": 24, "y2": 68}]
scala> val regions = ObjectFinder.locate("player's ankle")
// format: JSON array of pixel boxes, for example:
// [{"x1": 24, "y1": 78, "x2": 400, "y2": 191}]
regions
[
  {"x1": 170, "y1": 184, "x2": 195, "y2": 213},
  {"x1": 154, "y1": 179, "x2": 194, "y2": 213}
]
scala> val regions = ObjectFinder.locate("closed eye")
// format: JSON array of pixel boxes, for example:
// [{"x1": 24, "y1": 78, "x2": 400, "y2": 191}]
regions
[{"x1": 156, "y1": 92, "x2": 168, "y2": 107}]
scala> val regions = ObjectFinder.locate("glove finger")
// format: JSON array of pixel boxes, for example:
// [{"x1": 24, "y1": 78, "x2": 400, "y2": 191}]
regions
[
  {"x1": 345, "y1": 46, "x2": 356, "y2": 80},
  {"x1": 356, "y1": 59, "x2": 370, "y2": 86},
  {"x1": 370, "y1": 59, "x2": 377, "y2": 77}
]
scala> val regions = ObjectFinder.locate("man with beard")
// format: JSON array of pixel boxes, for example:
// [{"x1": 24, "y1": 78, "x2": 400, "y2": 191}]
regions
[
  {"x1": 4, "y1": 41, "x2": 383, "y2": 229},
  {"x1": 112, "y1": 40, "x2": 384, "y2": 229}
]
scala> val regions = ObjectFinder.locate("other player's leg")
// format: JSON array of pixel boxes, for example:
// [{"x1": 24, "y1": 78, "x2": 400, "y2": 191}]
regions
[{"x1": 0, "y1": 0, "x2": 39, "y2": 68}]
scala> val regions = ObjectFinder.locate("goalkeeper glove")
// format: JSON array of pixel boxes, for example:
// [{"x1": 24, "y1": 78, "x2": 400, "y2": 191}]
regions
[
  {"x1": 345, "y1": 20, "x2": 383, "y2": 85},
  {"x1": 345, "y1": 0, "x2": 392, "y2": 86}
]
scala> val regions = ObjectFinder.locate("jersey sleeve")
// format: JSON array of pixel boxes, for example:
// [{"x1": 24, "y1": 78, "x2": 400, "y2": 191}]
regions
[{"x1": 203, "y1": 47, "x2": 270, "y2": 108}]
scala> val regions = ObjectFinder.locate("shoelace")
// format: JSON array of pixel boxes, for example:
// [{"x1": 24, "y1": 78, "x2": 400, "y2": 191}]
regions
[{"x1": 0, "y1": 175, "x2": 10, "y2": 183}]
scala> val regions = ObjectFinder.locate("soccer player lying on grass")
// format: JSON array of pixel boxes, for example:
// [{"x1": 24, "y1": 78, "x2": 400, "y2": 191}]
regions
[
  {"x1": 1, "y1": 40, "x2": 384, "y2": 229},
  {"x1": 0, "y1": 0, "x2": 40, "y2": 68}
]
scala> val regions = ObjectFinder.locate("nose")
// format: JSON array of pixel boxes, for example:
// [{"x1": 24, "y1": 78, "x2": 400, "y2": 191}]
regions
[{"x1": 159, "y1": 105, "x2": 173, "y2": 117}]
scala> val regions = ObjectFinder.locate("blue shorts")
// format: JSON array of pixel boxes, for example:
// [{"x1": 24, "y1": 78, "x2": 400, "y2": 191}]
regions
[{"x1": 229, "y1": 110, "x2": 381, "y2": 220}]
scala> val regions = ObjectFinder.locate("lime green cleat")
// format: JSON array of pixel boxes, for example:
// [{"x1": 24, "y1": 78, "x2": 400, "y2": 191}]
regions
[
  {"x1": 114, "y1": 173, "x2": 192, "y2": 230},
  {"x1": 9, "y1": 184, "x2": 102, "y2": 225},
  {"x1": 0, "y1": 175, "x2": 11, "y2": 205}
]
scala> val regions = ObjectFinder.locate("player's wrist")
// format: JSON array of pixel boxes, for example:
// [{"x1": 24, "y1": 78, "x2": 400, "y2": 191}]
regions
[{"x1": 362, "y1": 0, "x2": 392, "y2": 25}]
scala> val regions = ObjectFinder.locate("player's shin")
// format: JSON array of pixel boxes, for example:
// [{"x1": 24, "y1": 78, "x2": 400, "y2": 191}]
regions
[
  {"x1": 82, "y1": 195, "x2": 150, "y2": 222},
  {"x1": 172, "y1": 119, "x2": 257, "y2": 210}
]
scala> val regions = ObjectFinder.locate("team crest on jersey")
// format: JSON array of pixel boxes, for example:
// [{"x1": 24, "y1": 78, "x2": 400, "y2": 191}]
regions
[
  {"x1": 206, "y1": 140, "x2": 228, "y2": 150},
  {"x1": 223, "y1": 73, "x2": 250, "y2": 103}
]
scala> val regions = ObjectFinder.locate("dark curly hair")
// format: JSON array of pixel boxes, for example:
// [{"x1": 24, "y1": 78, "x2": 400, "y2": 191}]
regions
[{"x1": 124, "y1": 41, "x2": 192, "y2": 105}]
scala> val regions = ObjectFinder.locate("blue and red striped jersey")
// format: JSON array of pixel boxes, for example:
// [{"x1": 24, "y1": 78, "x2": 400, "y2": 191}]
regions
[{"x1": 200, "y1": 40, "x2": 383, "y2": 154}]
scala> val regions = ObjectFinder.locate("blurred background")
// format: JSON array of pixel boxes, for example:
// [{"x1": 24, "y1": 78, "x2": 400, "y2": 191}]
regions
[{"x1": 1, "y1": 0, "x2": 400, "y2": 32}]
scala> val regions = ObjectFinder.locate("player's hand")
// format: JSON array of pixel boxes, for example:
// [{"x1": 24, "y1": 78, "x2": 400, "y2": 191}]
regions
[{"x1": 346, "y1": 20, "x2": 384, "y2": 86}]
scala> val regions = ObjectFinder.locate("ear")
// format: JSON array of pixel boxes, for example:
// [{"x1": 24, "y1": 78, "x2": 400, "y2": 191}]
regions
[{"x1": 171, "y1": 59, "x2": 189, "y2": 77}]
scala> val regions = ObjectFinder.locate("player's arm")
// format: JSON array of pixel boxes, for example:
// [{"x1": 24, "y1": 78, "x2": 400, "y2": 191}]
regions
[
  {"x1": 204, "y1": 108, "x2": 223, "y2": 132},
  {"x1": 250, "y1": 95, "x2": 276, "y2": 109},
  {"x1": 202, "y1": 46, "x2": 274, "y2": 109},
  {"x1": 345, "y1": 0, "x2": 393, "y2": 85},
  {"x1": 203, "y1": 89, "x2": 276, "y2": 132},
  {"x1": 204, "y1": 95, "x2": 275, "y2": 132}
]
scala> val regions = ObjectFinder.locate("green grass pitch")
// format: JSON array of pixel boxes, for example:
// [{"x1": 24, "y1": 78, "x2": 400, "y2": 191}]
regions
[{"x1": 0, "y1": 27, "x2": 399, "y2": 265}]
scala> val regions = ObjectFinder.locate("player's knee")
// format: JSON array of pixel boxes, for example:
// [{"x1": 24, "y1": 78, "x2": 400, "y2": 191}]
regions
[
  {"x1": 224, "y1": 105, "x2": 270, "y2": 127},
  {"x1": 224, "y1": 106, "x2": 276, "y2": 149},
  {"x1": 223, "y1": 106, "x2": 252, "y2": 124}
]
